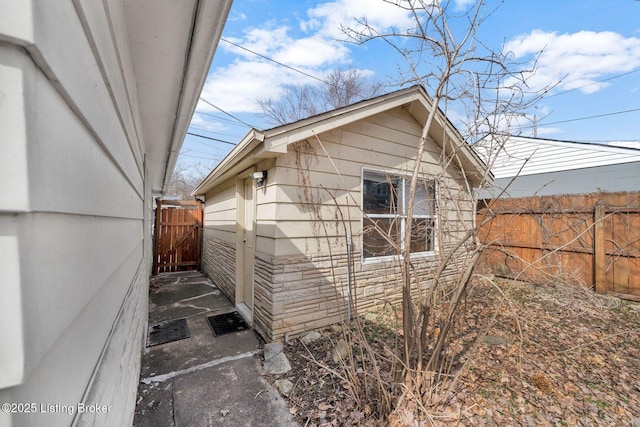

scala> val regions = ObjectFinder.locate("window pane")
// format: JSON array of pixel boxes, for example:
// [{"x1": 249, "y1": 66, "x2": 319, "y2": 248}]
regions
[
  {"x1": 414, "y1": 180, "x2": 435, "y2": 217},
  {"x1": 409, "y1": 218, "x2": 434, "y2": 253},
  {"x1": 363, "y1": 217, "x2": 401, "y2": 258},
  {"x1": 363, "y1": 171, "x2": 400, "y2": 215}
]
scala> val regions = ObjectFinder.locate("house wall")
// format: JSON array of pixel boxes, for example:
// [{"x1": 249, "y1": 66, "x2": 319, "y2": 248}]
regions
[
  {"x1": 476, "y1": 135, "x2": 640, "y2": 199},
  {"x1": 482, "y1": 162, "x2": 640, "y2": 198},
  {"x1": 0, "y1": 2, "x2": 147, "y2": 426},
  {"x1": 270, "y1": 107, "x2": 474, "y2": 256},
  {"x1": 202, "y1": 107, "x2": 475, "y2": 341},
  {"x1": 477, "y1": 136, "x2": 640, "y2": 180},
  {"x1": 202, "y1": 157, "x2": 276, "y2": 340},
  {"x1": 263, "y1": 107, "x2": 474, "y2": 340},
  {"x1": 202, "y1": 181, "x2": 238, "y2": 299}
]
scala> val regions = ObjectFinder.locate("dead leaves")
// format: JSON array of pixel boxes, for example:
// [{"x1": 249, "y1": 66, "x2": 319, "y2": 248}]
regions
[
  {"x1": 317, "y1": 403, "x2": 332, "y2": 411},
  {"x1": 530, "y1": 373, "x2": 553, "y2": 393},
  {"x1": 270, "y1": 328, "x2": 383, "y2": 426},
  {"x1": 267, "y1": 279, "x2": 640, "y2": 426},
  {"x1": 444, "y1": 280, "x2": 640, "y2": 426}
]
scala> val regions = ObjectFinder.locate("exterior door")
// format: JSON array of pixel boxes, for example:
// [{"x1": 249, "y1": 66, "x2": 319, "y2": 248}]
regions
[{"x1": 236, "y1": 177, "x2": 255, "y2": 323}]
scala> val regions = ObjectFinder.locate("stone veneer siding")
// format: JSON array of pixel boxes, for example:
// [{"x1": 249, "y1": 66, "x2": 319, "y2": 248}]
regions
[
  {"x1": 258, "y1": 250, "x2": 465, "y2": 342},
  {"x1": 201, "y1": 229, "x2": 236, "y2": 302},
  {"x1": 203, "y1": 228, "x2": 467, "y2": 342}
]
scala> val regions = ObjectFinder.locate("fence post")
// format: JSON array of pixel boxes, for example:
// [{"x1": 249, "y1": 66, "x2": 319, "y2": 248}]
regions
[
  {"x1": 593, "y1": 200, "x2": 606, "y2": 294},
  {"x1": 153, "y1": 200, "x2": 162, "y2": 275}
]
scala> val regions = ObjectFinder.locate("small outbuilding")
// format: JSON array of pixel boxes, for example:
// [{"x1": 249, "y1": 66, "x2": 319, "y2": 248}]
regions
[{"x1": 193, "y1": 85, "x2": 488, "y2": 341}]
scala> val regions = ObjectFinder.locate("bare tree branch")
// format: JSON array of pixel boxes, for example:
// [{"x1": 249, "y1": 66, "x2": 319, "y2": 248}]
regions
[{"x1": 257, "y1": 69, "x2": 385, "y2": 126}]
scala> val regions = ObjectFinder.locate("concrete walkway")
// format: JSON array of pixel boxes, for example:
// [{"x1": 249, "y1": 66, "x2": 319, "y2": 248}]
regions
[{"x1": 133, "y1": 271, "x2": 297, "y2": 426}]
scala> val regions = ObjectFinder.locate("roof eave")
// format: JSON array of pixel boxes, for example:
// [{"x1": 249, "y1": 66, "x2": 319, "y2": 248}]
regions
[
  {"x1": 124, "y1": 0, "x2": 233, "y2": 195},
  {"x1": 192, "y1": 129, "x2": 265, "y2": 195},
  {"x1": 261, "y1": 86, "x2": 426, "y2": 155},
  {"x1": 194, "y1": 85, "x2": 491, "y2": 194},
  {"x1": 401, "y1": 91, "x2": 489, "y2": 185},
  {"x1": 160, "y1": 0, "x2": 233, "y2": 194}
]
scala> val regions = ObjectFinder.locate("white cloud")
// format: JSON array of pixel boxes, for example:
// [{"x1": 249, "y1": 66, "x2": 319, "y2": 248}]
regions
[
  {"x1": 224, "y1": 27, "x2": 290, "y2": 58},
  {"x1": 223, "y1": 26, "x2": 350, "y2": 68},
  {"x1": 505, "y1": 30, "x2": 640, "y2": 94},
  {"x1": 199, "y1": 1, "x2": 415, "y2": 116},
  {"x1": 229, "y1": 11, "x2": 247, "y2": 22},
  {"x1": 273, "y1": 36, "x2": 350, "y2": 67},
  {"x1": 199, "y1": 60, "x2": 306, "y2": 113},
  {"x1": 453, "y1": 0, "x2": 476, "y2": 11},
  {"x1": 190, "y1": 114, "x2": 230, "y2": 133},
  {"x1": 304, "y1": 0, "x2": 415, "y2": 39}
]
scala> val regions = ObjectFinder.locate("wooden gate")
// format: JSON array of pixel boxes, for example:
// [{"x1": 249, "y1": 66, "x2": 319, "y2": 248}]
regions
[{"x1": 153, "y1": 199, "x2": 203, "y2": 275}]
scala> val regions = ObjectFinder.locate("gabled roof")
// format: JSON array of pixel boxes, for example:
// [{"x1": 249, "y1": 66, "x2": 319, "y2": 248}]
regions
[
  {"x1": 475, "y1": 135, "x2": 640, "y2": 179},
  {"x1": 194, "y1": 85, "x2": 488, "y2": 195}
]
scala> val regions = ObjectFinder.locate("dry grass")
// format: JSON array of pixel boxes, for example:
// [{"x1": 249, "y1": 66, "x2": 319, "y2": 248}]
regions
[{"x1": 267, "y1": 278, "x2": 640, "y2": 426}]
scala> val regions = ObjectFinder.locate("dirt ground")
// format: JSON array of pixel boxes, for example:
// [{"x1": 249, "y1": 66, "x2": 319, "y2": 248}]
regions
[{"x1": 266, "y1": 279, "x2": 640, "y2": 426}]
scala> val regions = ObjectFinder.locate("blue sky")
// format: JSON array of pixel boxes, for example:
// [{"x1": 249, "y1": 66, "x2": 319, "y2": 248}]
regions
[{"x1": 180, "y1": 0, "x2": 640, "y2": 171}]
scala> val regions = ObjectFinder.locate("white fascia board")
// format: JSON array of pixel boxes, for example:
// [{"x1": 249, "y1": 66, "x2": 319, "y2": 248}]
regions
[
  {"x1": 0, "y1": 0, "x2": 34, "y2": 46},
  {"x1": 407, "y1": 94, "x2": 489, "y2": 184},
  {"x1": 262, "y1": 89, "x2": 424, "y2": 154},
  {"x1": 192, "y1": 129, "x2": 265, "y2": 195},
  {"x1": 161, "y1": 0, "x2": 233, "y2": 194},
  {"x1": 0, "y1": 48, "x2": 30, "y2": 212}
]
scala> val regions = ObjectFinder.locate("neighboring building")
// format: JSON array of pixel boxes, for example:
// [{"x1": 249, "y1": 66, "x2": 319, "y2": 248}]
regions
[
  {"x1": 0, "y1": 1, "x2": 231, "y2": 426},
  {"x1": 476, "y1": 135, "x2": 640, "y2": 198},
  {"x1": 193, "y1": 85, "x2": 488, "y2": 342}
]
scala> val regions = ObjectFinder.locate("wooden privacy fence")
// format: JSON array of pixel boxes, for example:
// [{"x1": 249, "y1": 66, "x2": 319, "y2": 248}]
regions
[
  {"x1": 477, "y1": 192, "x2": 640, "y2": 301},
  {"x1": 153, "y1": 199, "x2": 203, "y2": 275}
]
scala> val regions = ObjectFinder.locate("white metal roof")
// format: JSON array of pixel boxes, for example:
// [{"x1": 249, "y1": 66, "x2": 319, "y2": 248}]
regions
[{"x1": 475, "y1": 135, "x2": 640, "y2": 179}]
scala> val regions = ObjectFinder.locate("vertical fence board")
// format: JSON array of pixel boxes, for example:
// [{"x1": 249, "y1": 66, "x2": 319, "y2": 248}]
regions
[
  {"x1": 594, "y1": 201, "x2": 606, "y2": 294},
  {"x1": 478, "y1": 191, "x2": 640, "y2": 301},
  {"x1": 152, "y1": 200, "x2": 203, "y2": 274}
]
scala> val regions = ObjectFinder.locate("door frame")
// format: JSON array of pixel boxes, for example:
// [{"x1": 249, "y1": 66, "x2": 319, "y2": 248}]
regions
[{"x1": 235, "y1": 169, "x2": 256, "y2": 324}]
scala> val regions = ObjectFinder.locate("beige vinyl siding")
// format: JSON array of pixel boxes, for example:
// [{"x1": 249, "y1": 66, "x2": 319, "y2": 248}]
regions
[
  {"x1": 25, "y1": 0, "x2": 144, "y2": 194},
  {"x1": 257, "y1": 107, "x2": 474, "y2": 340},
  {"x1": 74, "y1": 0, "x2": 145, "y2": 171},
  {"x1": 203, "y1": 182, "x2": 237, "y2": 242},
  {"x1": 271, "y1": 107, "x2": 470, "y2": 258},
  {"x1": 0, "y1": 2, "x2": 146, "y2": 426},
  {"x1": 198, "y1": 99, "x2": 477, "y2": 341},
  {"x1": 202, "y1": 182, "x2": 238, "y2": 299},
  {"x1": 202, "y1": 159, "x2": 278, "y2": 303}
]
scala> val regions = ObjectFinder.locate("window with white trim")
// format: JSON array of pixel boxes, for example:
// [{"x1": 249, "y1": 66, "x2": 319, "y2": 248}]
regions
[{"x1": 362, "y1": 170, "x2": 436, "y2": 259}]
